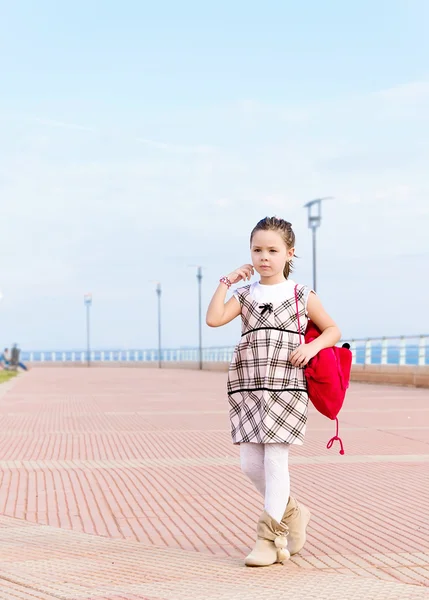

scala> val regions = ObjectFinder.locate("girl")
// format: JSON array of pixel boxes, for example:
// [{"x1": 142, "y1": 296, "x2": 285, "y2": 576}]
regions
[{"x1": 206, "y1": 216, "x2": 341, "y2": 567}]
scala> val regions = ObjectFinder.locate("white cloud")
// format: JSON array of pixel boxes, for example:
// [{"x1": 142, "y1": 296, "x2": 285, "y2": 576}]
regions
[
  {"x1": 214, "y1": 198, "x2": 229, "y2": 207},
  {"x1": 137, "y1": 137, "x2": 216, "y2": 154},
  {"x1": 370, "y1": 81, "x2": 429, "y2": 118},
  {"x1": 32, "y1": 118, "x2": 95, "y2": 132}
]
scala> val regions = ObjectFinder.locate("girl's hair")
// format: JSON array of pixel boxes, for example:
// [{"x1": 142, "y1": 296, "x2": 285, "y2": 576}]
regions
[{"x1": 250, "y1": 216, "x2": 296, "y2": 279}]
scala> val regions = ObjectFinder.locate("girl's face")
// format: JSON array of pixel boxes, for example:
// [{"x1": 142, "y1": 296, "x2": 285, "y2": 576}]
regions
[{"x1": 250, "y1": 229, "x2": 294, "y2": 282}]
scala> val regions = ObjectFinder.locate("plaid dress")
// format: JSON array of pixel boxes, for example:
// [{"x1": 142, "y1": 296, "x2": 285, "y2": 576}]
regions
[{"x1": 227, "y1": 283, "x2": 310, "y2": 445}]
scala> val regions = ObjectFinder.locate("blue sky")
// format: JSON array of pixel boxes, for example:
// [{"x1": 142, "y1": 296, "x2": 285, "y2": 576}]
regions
[{"x1": 1, "y1": 0, "x2": 428, "y2": 351}]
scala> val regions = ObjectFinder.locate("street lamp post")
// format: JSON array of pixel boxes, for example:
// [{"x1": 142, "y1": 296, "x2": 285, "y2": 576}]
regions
[
  {"x1": 196, "y1": 266, "x2": 203, "y2": 370},
  {"x1": 83, "y1": 293, "x2": 92, "y2": 367},
  {"x1": 303, "y1": 197, "x2": 332, "y2": 292},
  {"x1": 156, "y1": 283, "x2": 162, "y2": 368}
]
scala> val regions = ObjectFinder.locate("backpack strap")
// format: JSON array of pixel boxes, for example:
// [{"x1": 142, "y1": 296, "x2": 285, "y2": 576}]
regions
[{"x1": 294, "y1": 284, "x2": 303, "y2": 344}]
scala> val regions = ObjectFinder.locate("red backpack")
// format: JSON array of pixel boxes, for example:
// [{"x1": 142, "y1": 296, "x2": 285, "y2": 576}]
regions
[{"x1": 294, "y1": 285, "x2": 352, "y2": 455}]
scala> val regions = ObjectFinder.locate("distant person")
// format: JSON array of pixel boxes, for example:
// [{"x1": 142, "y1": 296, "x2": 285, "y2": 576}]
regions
[
  {"x1": 0, "y1": 348, "x2": 11, "y2": 369},
  {"x1": 206, "y1": 216, "x2": 341, "y2": 567},
  {"x1": 11, "y1": 344, "x2": 29, "y2": 371}
]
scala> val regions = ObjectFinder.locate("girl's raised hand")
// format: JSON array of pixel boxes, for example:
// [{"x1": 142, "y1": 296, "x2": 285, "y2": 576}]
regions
[{"x1": 227, "y1": 264, "x2": 254, "y2": 284}]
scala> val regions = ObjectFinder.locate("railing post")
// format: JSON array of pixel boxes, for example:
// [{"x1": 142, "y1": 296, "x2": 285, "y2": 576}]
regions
[
  {"x1": 419, "y1": 336, "x2": 426, "y2": 366},
  {"x1": 381, "y1": 338, "x2": 388, "y2": 365},
  {"x1": 364, "y1": 339, "x2": 371, "y2": 365},
  {"x1": 81, "y1": 352, "x2": 85, "y2": 363},
  {"x1": 350, "y1": 340, "x2": 356, "y2": 365},
  {"x1": 41, "y1": 352, "x2": 45, "y2": 362},
  {"x1": 399, "y1": 337, "x2": 406, "y2": 366},
  {"x1": 72, "y1": 352, "x2": 75, "y2": 362}
]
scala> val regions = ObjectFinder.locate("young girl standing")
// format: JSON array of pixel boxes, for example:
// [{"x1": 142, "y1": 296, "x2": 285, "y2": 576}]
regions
[{"x1": 206, "y1": 216, "x2": 341, "y2": 567}]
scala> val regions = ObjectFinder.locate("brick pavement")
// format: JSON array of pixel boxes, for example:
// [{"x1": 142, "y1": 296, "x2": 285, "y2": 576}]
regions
[{"x1": 0, "y1": 368, "x2": 428, "y2": 599}]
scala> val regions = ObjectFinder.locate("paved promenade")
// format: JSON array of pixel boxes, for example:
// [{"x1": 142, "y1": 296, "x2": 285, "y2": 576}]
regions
[{"x1": 0, "y1": 368, "x2": 428, "y2": 600}]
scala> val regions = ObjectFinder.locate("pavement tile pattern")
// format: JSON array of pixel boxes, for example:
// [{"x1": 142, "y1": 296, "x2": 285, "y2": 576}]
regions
[{"x1": 0, "y1": 368, "x2": 428, "y2": 599}]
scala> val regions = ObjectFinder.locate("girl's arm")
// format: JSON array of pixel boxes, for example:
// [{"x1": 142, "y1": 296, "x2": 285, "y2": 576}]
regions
[
  {"x1": 206, "y1": 286, "x2": 241, "y2": 327},
  {"x1": 206, "y1": 264, "x2": 254, "y2": 327},
  {"x1": 289, "y1": 292, "x2": 341, "y2": 367}
]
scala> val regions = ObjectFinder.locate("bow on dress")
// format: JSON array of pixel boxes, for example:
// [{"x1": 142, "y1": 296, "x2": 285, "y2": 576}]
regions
[{"x1": 259, "y1": 303, "x2": 273, "y2": 317}]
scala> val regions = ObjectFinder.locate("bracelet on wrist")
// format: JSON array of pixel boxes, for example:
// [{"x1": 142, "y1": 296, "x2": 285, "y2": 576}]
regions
[{"x1": 219, "y1": 276, "x2": 232, "y2": 289}]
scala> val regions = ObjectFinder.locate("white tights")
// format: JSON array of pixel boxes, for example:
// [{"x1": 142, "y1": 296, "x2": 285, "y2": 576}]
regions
[{"x1": 240, "y1": 443, "x2": 290, "y2": 523}]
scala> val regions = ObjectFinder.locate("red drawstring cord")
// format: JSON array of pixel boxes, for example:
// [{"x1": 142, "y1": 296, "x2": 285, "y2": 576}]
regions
[{"x1": 326, "y1": 417, "x2": 345, "y2": 455}]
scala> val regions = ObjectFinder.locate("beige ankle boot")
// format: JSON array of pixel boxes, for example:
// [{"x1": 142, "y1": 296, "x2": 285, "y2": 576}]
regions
[
  {"x1": 281, "y1": 496, "x2": 311, "y2": 555},
  {"x1": 245, "y1": 511, "x2": 290, "y2": 567}
]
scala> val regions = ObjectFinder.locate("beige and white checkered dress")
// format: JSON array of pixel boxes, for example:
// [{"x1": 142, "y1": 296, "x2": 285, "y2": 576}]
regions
[{"x1": 227, "y1": 283, "x2": 310, "y2": 445}]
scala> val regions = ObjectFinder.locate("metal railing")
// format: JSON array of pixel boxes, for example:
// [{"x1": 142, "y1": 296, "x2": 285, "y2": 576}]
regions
[
  {"x1": 348, "y1": 335, "x2": 428, "y2": 366},
  {"x1": 22, "y1": 335, "x2": 429, "y2": 366}
]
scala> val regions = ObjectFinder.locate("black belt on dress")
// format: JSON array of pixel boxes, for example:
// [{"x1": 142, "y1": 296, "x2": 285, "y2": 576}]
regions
[{"x1": 241, "y1": 326, "x2": 301, "y2": 337}]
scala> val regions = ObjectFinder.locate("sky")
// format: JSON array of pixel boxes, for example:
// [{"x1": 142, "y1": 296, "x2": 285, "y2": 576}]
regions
[{"x1": 0, "y1": 0, "x2": 428, "y2": 352}]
